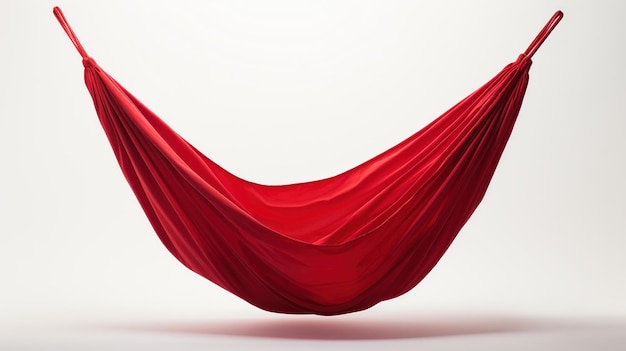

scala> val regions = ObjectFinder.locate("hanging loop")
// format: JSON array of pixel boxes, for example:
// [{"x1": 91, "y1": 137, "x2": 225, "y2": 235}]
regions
[
  {"x1": 53, "y1": 7, "x2": 89, "y2": 59},
  {"x1": 524, "y1": 10, "x2": 564, "y2": 59}
]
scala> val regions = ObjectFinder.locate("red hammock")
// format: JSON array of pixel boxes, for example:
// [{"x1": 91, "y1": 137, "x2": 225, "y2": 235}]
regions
[{"x1": 54, "y1": 7, "x2": 562, "y2": 315}]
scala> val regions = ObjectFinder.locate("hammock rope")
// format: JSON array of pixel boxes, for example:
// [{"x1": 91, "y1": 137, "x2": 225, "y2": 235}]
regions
[
  {"x1": 53, "y1": 7, "x2": 563, "y2": 315},
  {"x1": 53, "y1": 7, "x2": 88, "y2": 60},
  {"x1": 524, "y1": 11, "x2": 563, "y2": 58}
]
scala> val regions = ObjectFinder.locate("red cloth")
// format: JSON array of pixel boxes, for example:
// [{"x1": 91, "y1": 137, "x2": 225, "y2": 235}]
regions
[{"x1": 54, "y1": 8, "x2": 562, "y2": 315}]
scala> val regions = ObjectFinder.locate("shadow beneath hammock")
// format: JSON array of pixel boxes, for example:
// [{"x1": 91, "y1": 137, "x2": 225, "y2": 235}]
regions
[{"x1": 107, "y1": 314, "x2": 605, "y2": 340}]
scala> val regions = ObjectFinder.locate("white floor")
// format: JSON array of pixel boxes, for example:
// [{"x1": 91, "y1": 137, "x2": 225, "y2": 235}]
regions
[{"x1": 3, "y1": 313, "x2": 625, "y2": 351}]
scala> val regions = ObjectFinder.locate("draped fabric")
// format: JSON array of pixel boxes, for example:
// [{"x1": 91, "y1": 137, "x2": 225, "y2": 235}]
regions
[{"x1": 54, "y1": 8, "x2": 563, "y2": 315}]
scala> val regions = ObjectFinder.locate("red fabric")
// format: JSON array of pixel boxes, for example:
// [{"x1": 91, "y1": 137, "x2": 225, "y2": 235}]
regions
[{"x1": 54, "y1": 8, "x2": 562, "y2": 315}]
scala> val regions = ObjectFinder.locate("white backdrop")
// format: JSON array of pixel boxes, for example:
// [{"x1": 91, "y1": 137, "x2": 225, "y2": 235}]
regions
[{"x1": 1, "y1": 0, "x2": 625, "y2": 350}]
